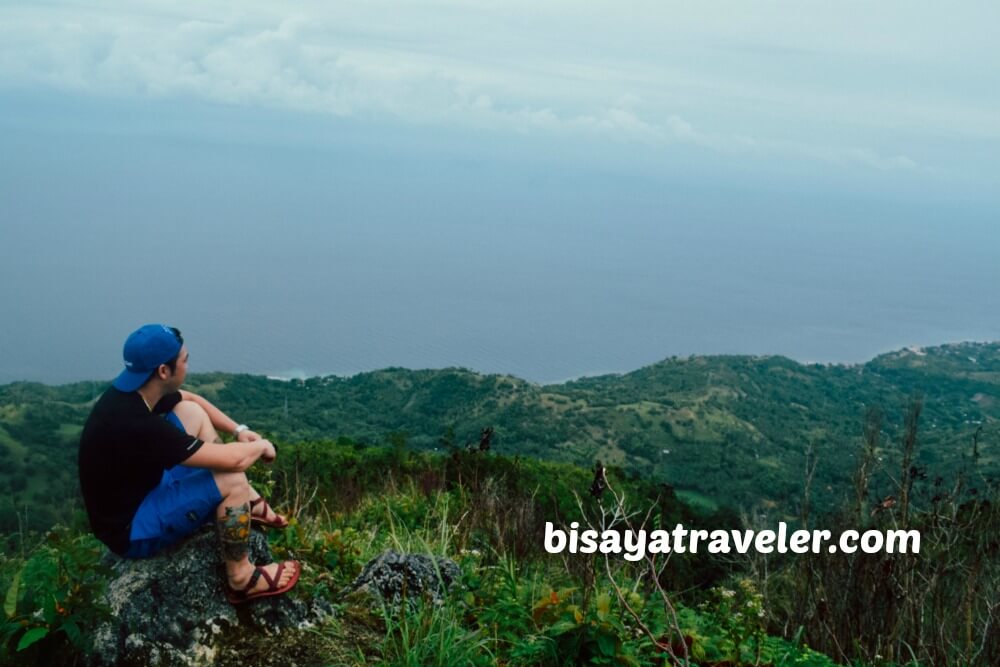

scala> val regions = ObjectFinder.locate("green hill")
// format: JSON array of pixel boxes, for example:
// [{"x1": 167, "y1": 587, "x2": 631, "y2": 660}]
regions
[
  {"x1": 1, "y1": 342, "x2": 997, "y2": 537},
  {"x1": 1, "y1": 344, "x2": 997, "y2": 665}
]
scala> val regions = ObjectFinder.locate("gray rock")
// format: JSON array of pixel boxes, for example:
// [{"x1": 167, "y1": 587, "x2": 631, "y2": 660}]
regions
[
  {"x1": 342, "y1": 549, "x2": 461, "y2": 611},
  {"x1": 92, "y1": 527, "x2": 333, "y2": 667}
]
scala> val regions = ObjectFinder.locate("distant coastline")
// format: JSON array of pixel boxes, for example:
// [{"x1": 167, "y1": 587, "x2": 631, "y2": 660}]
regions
[{"x1": 5, "y1": 339, "x2": 997, "y2": 388}]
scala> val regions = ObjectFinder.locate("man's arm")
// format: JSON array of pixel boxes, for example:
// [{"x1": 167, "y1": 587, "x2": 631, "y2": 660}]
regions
[
  {"x1": 183, "y1": 439, "x2": 276, "y2": 473},
  {"x1": 179, "y1": 389, "x2": 261, "y2": 441}
]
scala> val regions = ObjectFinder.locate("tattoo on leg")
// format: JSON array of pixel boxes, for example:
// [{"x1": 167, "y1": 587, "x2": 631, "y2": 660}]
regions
[{"x1": 216, "y1": 502, "x2": 251, "y2": 561}]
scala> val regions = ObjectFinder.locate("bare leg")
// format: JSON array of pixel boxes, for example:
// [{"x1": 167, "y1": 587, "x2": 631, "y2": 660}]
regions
[
  {"x1": 173, "y1": 400, "x2": 223, "y2": 444},
  {"x1": 213, "y1": 471, "x2": 297, "y2": 593},
  {"x1": 173, "y1": 401, "x2": 287, "y2": 524},
  {"x1": 172, "y1": 402, "x2": 294, "y2": 591}
]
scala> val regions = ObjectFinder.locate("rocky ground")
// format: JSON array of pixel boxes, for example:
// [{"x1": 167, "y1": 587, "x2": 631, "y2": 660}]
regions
[{"x1": 92, "y1": 528, "x2": 461, "y2": 666}]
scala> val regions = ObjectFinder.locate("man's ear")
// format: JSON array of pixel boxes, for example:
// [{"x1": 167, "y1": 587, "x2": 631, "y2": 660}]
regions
[{"x1": 155, "y1": 364, "x2": 171, "y2": 381}]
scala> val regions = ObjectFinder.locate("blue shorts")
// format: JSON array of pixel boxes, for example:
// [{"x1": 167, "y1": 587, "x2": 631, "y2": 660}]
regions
[{"x1": 124, "y1": 412, "x2": 222, "y2": 558}]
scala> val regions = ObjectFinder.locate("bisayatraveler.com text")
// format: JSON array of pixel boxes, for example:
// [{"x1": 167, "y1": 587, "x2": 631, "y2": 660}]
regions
[{"x1": 544, "y1": 522, "x2": 920, "y2": 561}]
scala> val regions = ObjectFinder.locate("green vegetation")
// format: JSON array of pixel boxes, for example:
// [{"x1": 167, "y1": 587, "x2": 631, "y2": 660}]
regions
[
  {"x1": 3, "y1": 442, "x2": 845, "y2": 666},
  {"x1": 6, "y1": 432, "x2": 993, "y2": 665},
  {"x1": 0, "y1": 342, "x2": 998, "y2": 664},
  {"x1": 2, "y1": 342, "x2": 998, "y2": 538},
  {"x1": 1, "y1": 526, "x2": 110, "y2": 663}
]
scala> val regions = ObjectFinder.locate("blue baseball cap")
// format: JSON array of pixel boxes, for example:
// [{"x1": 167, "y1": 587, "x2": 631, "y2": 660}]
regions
[{"x1": 112, "y1": 324, "x2": 182, "y2": 392}]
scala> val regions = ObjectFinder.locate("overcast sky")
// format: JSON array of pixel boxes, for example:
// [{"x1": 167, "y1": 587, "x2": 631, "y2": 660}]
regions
[{"x1": 2, "y1": 1, "x2": 998, "y2": 384}]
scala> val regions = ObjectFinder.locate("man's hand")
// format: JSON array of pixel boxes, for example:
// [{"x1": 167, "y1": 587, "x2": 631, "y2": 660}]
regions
[
  {"x1": 237, "y1": 429, "x2": 262, "y2": 443},
  {"x1": 260, "y1": 440, "x2": 277, "y2": 463},
  {"x1": 185, "y1": 439, "x2": 276, "y2": 472}
]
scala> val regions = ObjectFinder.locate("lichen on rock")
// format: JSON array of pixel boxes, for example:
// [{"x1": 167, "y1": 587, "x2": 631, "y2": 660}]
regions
[
  {"x1": 341, "y1": 549, "x2": 461, "y2": 612},
  {"x1": 92, "y1": 528, "x2": 333, "y2": 667}
]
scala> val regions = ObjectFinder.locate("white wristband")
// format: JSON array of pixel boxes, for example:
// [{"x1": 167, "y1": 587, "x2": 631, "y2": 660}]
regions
[{"x1": 233, "y1": 424, "x2": 249, "y2": 437}]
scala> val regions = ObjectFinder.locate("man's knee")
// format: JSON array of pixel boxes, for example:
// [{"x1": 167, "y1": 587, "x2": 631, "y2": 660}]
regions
[
  {"x1": 212, "y1": 470, "x2": 249, "y2": 499},
  {"x1": 172, "y1": 401, "x2": 209, "y2": 436}
]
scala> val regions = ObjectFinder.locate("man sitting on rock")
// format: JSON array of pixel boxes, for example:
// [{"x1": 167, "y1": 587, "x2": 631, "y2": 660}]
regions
[{"x1": 78, "y1": 324, "x2": 300, "y2": 604}]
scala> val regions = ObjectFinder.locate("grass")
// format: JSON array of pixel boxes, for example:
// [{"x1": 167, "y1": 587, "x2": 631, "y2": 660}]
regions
[
  {"x1": 293, "y1": 479, "x2": 498, "y2": 666},
  {"x1": 377, "y1": 599, "x2": 495, "y2": 667},
  {"x1": 55, "y1": 423, "x2": 82, "y2": 443},
  {"x1": 674, "y1": 489, "x2": 720, "y2": 513},
  {"x1": 0, "y1": 426, "x2": 26, "y2": 459}
]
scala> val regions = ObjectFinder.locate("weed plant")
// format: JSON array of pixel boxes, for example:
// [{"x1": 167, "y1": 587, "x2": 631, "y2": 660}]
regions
[{"x1": 3, "y1": 438, "x2": 982, "y2": 665}]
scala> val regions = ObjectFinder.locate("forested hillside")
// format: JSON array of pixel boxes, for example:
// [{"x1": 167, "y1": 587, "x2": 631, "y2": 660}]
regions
[
  {"x1": 1, "y1": 342, "x2": 997, "y2": 537},
  {"x1": 1, "y1": 343, "x2": 998, "y2": 665}
]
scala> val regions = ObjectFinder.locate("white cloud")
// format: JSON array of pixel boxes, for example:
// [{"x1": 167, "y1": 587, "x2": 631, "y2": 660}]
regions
[{"x1": 1, "y1": 0, "x2": 996, "y2": 174}]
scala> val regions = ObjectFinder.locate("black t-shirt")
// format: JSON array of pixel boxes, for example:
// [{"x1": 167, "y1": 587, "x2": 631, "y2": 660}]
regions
[{"x1": 78, "y1": 388, "x2": 205, "y2": 555}]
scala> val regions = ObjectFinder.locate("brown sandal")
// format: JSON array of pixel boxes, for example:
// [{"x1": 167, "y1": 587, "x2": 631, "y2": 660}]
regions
[
  {"x1": 225, "y1": 560, "x2": 301, "y2": 604},
  {"x1": 250, "y1": 496, "x2": 290, "y2": 529}
]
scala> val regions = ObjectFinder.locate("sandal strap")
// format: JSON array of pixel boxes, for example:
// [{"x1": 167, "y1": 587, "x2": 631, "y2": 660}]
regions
[
  {"x1": 250, "y1": 496, "x2": 274, "y2": 518},
  {"x1": 226, "y1": 561, "x2": 300, "y2": 604},
  {"x1": 250, "y1": 498, "x2": 289, "y2": 527},
  {"x1": 259, "y1": 563, "x2": 283, "y2": 589},
  {"x1": 240, "y1": 568, "x2": 264, "y2": 595}
]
